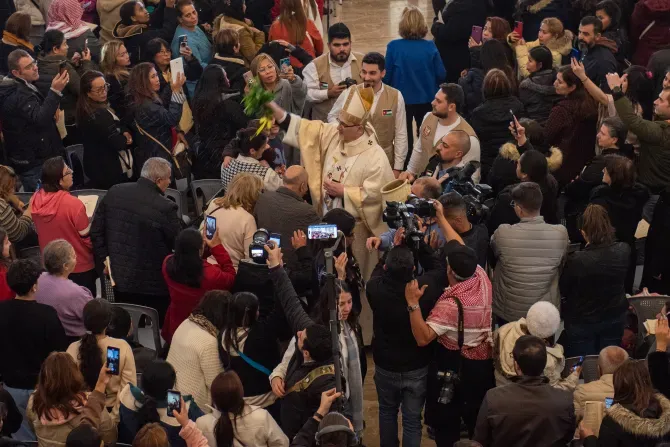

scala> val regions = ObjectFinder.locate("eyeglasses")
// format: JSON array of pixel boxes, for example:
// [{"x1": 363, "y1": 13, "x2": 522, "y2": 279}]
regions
[
  {"x1": 91, "y1": 83, "x2": 111, "y2": 94},
  {"x1": 62, "y1": 168, "x2": 73, "y2": 179},
  {"x1": 19, "y1": 60, "x2": 37, "y2": 71},
  {"x1": 158, "y1": 49, "x2": 172, "y2": 56}
]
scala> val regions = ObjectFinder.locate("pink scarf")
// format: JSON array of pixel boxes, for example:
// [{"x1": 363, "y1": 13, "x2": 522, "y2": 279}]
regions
[{"x1": 47, "y1": 0, "x2": 90, "y2": 39}]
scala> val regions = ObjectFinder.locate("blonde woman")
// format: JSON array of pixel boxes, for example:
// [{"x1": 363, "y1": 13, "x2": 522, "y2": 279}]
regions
[
  {"x1": 100, "y1": 40, "x2": 131, "y2": 118},
  {"x1": 250, "y1": 53, "x2": 306, "y2": 115},
  {"x1": 508, "y1": 17, "x2": 573, "y2": 78},
  {"x1": 203, "y1": 173, "x2": 262, "y2": 270},
  {"x1": 0, "y1": 166, "x2": 34, "y2": 244}
]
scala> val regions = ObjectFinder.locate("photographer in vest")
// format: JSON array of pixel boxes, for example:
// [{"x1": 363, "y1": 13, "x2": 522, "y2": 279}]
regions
[
  {"x1": 327, "y1": 52, "x2": 408, "y2": 177},
  {"x1": 399, "y1": 83, "x2": 481, "y2": 184},
  {"x1": 302, "y1": 23, "x2": 364, "y2": 122}
]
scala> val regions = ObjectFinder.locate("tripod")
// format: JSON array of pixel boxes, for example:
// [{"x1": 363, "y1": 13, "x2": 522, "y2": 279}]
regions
[{"x1": 323, "y1": 231, "x2": 345, "y2": 410}]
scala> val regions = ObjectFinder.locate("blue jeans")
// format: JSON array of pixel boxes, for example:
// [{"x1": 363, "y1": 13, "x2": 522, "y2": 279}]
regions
[
  {"x1": 18, "y1": 165, "x2": 42, "y2": 192},
  {"x1": 4, "y1": 386, "x2": 36, "y2": 441},
  {"x1": 563, "y1": 313, "x2": 627, "y2": 357},
  {"x1": 374, "y1": 365, "x2": 428, "y2": 447}
]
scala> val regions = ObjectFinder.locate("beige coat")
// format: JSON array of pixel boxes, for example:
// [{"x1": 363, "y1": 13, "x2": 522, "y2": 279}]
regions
[
  {"x1": 573, "y1": 374, "x2": 614, "y2": 419},
  {"x1": 66, "y1": 336, "x2": 136, "y2": 419},
  {"x1": 196, "y1": 405, "x2": 288, "y2": 447},
  {"x1": 213, "y1": 15, "x2": 265, "y2": 65},
  {"x1": 203, "y1": 203, "x2": 256, "y2": 271},
  {"x1": 493, "y1": 318, "x2": 579, "y2": 391}
]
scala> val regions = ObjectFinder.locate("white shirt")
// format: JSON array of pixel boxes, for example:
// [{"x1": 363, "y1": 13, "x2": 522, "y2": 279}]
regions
[
  {"x1": 406, "y1": 112, "x2": 481, "y2": 181},
  {"x1": 326, "y1": 84, "x2": 409, "y2": 170},
  {"x1": 303, "y1": 52, "x2": 359, "y2": 103}
]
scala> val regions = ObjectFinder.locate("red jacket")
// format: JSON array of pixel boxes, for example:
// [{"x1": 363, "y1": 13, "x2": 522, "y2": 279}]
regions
[
  {"x1": 161, "y1": 244, "x2": 236, "y2": 343},
  {"x1": 268, "y1": 20, "x2": 324, "y2": 68},
  {"x1": 271, "y1": 0, "x2": 324, "y2": 21},
  {"x1": 631, "y1": 0, "x2": 670, "y2": 66}
]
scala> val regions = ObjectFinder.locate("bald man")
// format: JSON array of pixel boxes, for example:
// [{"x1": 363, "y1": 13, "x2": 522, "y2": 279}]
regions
[
  {"x1": 423, "y1": 130, "x2": 480, "y2": 183},
  {"x1": 573, "y1": 346, "x2": 629, "y2": 419},
  {"x1": 254, "y1": 165, "x2": 321, "y2": 264}
]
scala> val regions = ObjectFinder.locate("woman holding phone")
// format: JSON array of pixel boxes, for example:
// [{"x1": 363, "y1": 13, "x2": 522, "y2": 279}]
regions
[
  {"x1": 508, "y1": 17, "x2": 573, "y2": 78},
  {"x1": 268, "y1": 0, "x2": 323, "y2": 69}
]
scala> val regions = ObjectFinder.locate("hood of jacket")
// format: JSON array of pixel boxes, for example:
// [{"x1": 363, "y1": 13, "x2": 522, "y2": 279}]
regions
[
  {"x1": 31, "y1": 190, "x2": 69, "y2": 223},
  {"x1": 112, "y1": 20, "x2": 147, "y2": 38},
  {"x1": 637, "y1": 0, "x2": 670, "y2": 14},
  {"x1": 595, "y1": 36, "x2": 618, "y2": 53},
  {"x1": 0, "y1": 76, "x2": 18, "y2": 103},
  {"x1": 499, "y1": 142, "x2": 563, "y2": 172},
  {"x1": 522, "y1": 0, "x2": 558, "y2": 14},
  {"x1": 608, "y1": 394, "x2": 670, "y2": 438},
  {"x1": 473, "y1": 96, "x2": 524, "y2": 124},
  {"x1": 546, "y1": 29, "x2": 574, "y2": 56},
  {"x1": 521, "y1": 70, "x2": 557, "y2": 93},
  {"x1": 37, "y1": 399, "x2": 86, "y2": 426}
]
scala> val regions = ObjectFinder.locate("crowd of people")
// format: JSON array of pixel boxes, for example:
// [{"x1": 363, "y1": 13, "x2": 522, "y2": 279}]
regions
[{"x1": 0, "y1": 0, "x2": 669, "y2": 445}]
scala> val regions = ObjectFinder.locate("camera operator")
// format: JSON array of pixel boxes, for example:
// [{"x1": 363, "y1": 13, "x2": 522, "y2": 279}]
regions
[
  {"x1": 423, "y1": 130, "x2": 477, "y2": 184},
  {"x1": 404, "y1": 200, "x2": 495, "y2": 447},
  {"x1": 438, "y1": 192, "x2": 489, "y2": 268}
]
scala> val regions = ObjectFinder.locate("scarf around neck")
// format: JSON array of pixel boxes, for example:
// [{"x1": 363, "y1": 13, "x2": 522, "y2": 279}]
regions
[
  {"x1": 189, "y1": 313, "x2": 219, "y2": 338},
  {"x1": 2, "y1": 31, "x2": 34, "y2": 51}
]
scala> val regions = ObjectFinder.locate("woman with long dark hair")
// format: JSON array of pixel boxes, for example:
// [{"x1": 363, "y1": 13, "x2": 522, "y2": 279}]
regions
[
  {"x1": 192, "y1": 65, "x2": 248, "y2": 180},
  {"x1": 195, "y1": 371, "x2": 288, "y2": 447},
  {"x1": 518, "y1": 45, "x2": 559, "y2": 124},
  {"x1": 67, "y1": 298, "x2": 136, "y2": 416},
  {"x1": 128, "y1": 61, "x2": 186, "y2": 171},
  {"x1": 119, "y1": 360, "x2": 204, "y2": 447},
  {"x1": 162, "y1": 228, "x2": 236, "y2": 344},
  {"x1": 26, "y1": 352, "x2": 117, "y2": 446},
  {"x1": 543, "y1": 65, "x2": 598, "y2": 187},
  {"x1": 268, "y1": 0, "x2": 322, "y2": 69},
  {"x1": 76, "y1": 70, "x2": 135, "y2": 189}
]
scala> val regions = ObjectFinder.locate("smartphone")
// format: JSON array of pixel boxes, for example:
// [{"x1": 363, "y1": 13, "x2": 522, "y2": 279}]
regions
[
  {"x1": 510, "y1": 109, "x2": 519, "y2": 135},
  {"x1": 243, "y1": 71, "x2": 254, "y2": 86},
  {"x1": 58, "y1": 60, "x2": 68, "y2": 75},
  {"x1": 106, "y1": 346, "x2": 120, "y2": 375},
  {"x1": 307, "y1": 224, "x2": 338, "y2": 240},
  {"x1": 166, "y1": 390, "x2": 181, "y2": 417},
  {"x1": 178, "y1": 35, "x2": 188, "y2": 48},
  {"x1": 205, "y1": 215, "x2": 216, "y2": 240},
  {"x1": 570, "y1": 47, "x2": 581, "y2": 61},
  {"x1": 84, "y1": 38, "x2": 88, "y2": 53},
  {"x1": 573, "y1": 355, "x2": 585, "y2": 371},
  {"x1": 605, "y1": 397, "x2": 614, "y2": 408},
  {"x1": 513, "y1": 21, "x2": 523, "y2": 36},
  {"x1": 270, "y1": 232, "x2": 281, "y2": 247},
  {"x1": 279, "y1": 57, "x2": 291, "y2": 73},
  {"x1": 471, "y1": 25, "x2": 483, "y2": 44}
]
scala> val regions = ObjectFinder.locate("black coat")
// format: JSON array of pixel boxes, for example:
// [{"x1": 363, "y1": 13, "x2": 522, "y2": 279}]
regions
[
  {"x1": 648, "y1": 351, "x2": 670, "y2": 399},
  {"x1": 107, "y1": 75, "x2": 130, "y2": 122},
  {"x1": 458, "y1": 47, "x2": 484, "y2": 119},
  {"x1": 0, "y1": 387, "x2": 21, "y2": 437},
  {"x1": 518, "y1": 69, "x2": 558, "y2": 125},
  {"x1": 590, "y1": 183, "x2": 649, "y2": 245},
  {"x1": 469, "y1": 95, "x2": 524, "y2": 181},
  {"x1": 193, "y1": 92, "x2": 247, "y2": 179},
  {"x1": 78, "y1": 107, "x2": 133, "y2": 189},
  {"x1": 0, "y1": 76, "x2": 63, "y2": 173},
  {"x1": 648, "y1": 48, "x2": 670, "y2": 97},
  {"x1": 582, "y1": 44, "x2": 618, "y2": 90},
  {"x1": 131, "y1": 96, "x2": 183, "y2": 170},
  {"x1": 0, "y1": 41, "x2": 33, "y2": 75},
  {"x1": 432, "y1": 0, "x2": 491, "y2": 83},
  {"x1": 603, "y1": 27, "x2": 631, "y2": 72},
  {"x1": 559, "y1": 242, "x2": 630, "y2": 324},
  {"x1": 209, "y1": 54, "x2": 248, "y2": 96},
  {"x1": 112, "y1": 4, "x2": 178, "y2": 64},
  {"x1": 90, "y1": 177, "x2": 181, "y2": 296},
  {"x1": 515, "y1": 0, "x2": 571, "y2": 42}
]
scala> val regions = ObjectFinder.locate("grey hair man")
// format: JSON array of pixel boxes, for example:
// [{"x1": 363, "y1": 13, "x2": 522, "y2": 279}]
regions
[
  {"x1": 90, "y1": 157, "x2": 180, "y2": 322},
  {"x1": 572, "y1": 346, "x2": 629, "y2": 419}
]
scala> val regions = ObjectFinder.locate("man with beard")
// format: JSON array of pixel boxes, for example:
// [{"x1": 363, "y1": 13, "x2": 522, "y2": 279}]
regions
[
  {"x1": 303, "y1": 23, "x2": 364, "y2": 121},
  {"x1": 577, "y1": 16, "x2": 617, "y2": 90},
  {"x1": 399, "y1": 83, "x2": 480, "y2": 183},
  {"x1": 327, "y1": 52, "x2": 408, "y2": 177}
]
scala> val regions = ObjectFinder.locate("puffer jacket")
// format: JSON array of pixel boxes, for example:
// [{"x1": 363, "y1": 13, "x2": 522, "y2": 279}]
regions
[
  {"x1": 511, "y1": 31, "x2": 573, "y2": 78},
  {"x1": 631, "y1": 0, "x2": 670, "y2": 66},
  {"x1": 491, "y1": 216, "x2": 568, "y2": 322},
  {"x1": 493, "y1": 318, "x2": 579, "y2": 390},
  {"x1": 469, "y1": 95, "x2": 524, "y2": 182},
  {"x1": 34, "y1": 55, "x2": 95, "y2": 125},
  {"x1": 518, "y1": 69, "x2": 559, "y2": 124},
  {"x1": 583, "y1": 394, "x2": 670, "y2": 447},
  {"x1": 0, "y1": 76, "x2": 63, "y2": 173},
  {"x1": 90, "y1": 177, "x2": 181, "y2": 296}
]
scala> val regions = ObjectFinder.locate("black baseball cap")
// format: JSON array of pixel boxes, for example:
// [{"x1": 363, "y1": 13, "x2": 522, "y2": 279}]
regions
[{"x1": 444, "y1": 240, "x2": 477, "y2": 279}]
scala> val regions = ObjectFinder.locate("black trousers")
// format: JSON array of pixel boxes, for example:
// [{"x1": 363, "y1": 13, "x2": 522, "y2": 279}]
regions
[
  {"x1": 425, "y1": 346, "x2": 495, "y2": 447},
  {"x1": 70, "y1": 269, "x2": 98, "y2": 297},
  {"x1": 114, "y1": 290, "x2": 170, "y2": 327},
  {"x1": 404, "y1": 103, "x2": 432, "y2": 171}
]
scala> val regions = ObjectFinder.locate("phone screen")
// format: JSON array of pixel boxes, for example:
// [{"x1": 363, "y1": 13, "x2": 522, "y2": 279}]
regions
[
  {"x1": 573, "y1": 355, "x2": 585, "y2": 371},
  {"x1": 605, "y1": 397, "x2": 614, "y2": 408},
  {"x1": 205, "y1": 216, "x2": 216, "y2": 240},
  {"x1": 178, "y1": 35, "x2": 188, "y2": 47},
  {"x1": 280, "y1": 57, "x2": 291, "y2": 73},
  {"x1": 308, "y1": 224, "x2": 338, "y2": 240},
  {"x1": 570, "y1": 48, "x2": 581, "y2": 61},
  {"x1": 270, "y1": 233, "x2": 281, "y2": 247},
  {"x1": 510, "y1": 109, "x2": 519, "y2": 134},
  {"x1": 243, "y1": 71, "x2": 254, "y2": 85},
  {"x1": 84, "y1": 38, "x2": 88, "y2": 52},
  {"x1": 106, "y1": 347, "x2": 120, "y2": 375},
  {"x1": 166, "y1": 390, "x2": 181, "y2": 417}
]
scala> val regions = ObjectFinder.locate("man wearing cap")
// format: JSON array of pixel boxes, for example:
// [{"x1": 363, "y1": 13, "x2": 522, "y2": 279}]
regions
[
  {"x1": 327, "y1": 52, "x2": 408, "y2": 176},
  {"x1": 404, "y1": 200, "x2": 494, "y2": 447},
  {"x1": 267, "y1": 85, "x2": 395, "y2": 280}
]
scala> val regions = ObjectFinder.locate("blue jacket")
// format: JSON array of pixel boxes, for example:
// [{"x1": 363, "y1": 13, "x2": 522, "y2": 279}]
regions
[{"x1": 383, "y1": 38, "x2": 446, "y2": 105}]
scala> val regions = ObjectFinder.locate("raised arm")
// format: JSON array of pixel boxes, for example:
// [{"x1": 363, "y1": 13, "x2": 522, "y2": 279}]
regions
[{"x1": 572, "y1": 58, "x2": 609, "y2": 106}]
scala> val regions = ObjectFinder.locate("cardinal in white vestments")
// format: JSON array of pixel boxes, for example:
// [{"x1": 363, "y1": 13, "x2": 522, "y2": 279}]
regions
[{"x1": 267, "y1": 85, "x2": 395, "y2": 280}]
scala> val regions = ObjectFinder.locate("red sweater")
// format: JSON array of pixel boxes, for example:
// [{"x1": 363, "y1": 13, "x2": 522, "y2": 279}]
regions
[
  {"x1": 268, "y1": 20, "x2": 323, "y2": 68},
  {"x1": 0, "y1": 264, "x2": 15, "y2": 302},
  {"x1": 161, "y1": 245, "x2": 236, "y2": 343}
]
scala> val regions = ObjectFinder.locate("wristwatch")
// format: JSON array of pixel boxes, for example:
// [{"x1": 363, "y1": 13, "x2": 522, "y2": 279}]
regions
[{"x1": 407, "y1": 304, "x2": 420, "y2": 312}]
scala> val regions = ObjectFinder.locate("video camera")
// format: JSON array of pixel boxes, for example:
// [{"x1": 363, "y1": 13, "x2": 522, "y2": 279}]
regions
[
  {"x1": 444, "y1": 161, "x2": 493, "y2": 224},
  {"x1": 248, "y1": 228, "x2": 277, "y2": 264},
  {"x1": 382, "y1": 195, "x2": 436, "y2": 252},
  {"x1": 338, "y1": 78, "x2": 357, "y2": 88}
]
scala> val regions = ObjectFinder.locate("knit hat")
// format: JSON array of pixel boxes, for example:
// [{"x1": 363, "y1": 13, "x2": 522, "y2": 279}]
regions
[{"x1": 525, "y1": 302, "x2": 560, "y2": 339}]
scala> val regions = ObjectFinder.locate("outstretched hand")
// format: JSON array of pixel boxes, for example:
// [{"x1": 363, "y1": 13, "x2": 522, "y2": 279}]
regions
[{"x1": 405, "y1": 279, "x2": 427, "y2": 306}]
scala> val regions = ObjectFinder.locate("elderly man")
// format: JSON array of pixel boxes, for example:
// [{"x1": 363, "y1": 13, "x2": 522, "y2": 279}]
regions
[
  {"x1": 268, "y1": 85, "x2": 395, "y2": 279},
  {"x1": 254, "y1": 165, "x2": 321, "y2": 264},
  {"x1": 91, "y1": 158, "x2": 181, "y2": 323},
  {"x1": 573, "y1": 346, "x2": 628, "y2": 419}
]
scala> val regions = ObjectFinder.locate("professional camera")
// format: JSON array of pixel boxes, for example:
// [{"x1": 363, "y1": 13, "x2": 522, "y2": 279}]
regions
[
  {"x1": 338, "y1": 78, "x2": 357, "y2": 88},
  {"x1": 248, "y1": 228, "x2": 276, "y2": 264},
  {"x1": 444, "y1": 161, "x2": 493, "y2": 224},
  {"x1": 382, "y1": 195, "x2": 436, "y2": 252}
]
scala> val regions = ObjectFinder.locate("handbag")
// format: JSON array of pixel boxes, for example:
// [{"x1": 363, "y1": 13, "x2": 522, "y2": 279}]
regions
[
  {"x1": 134, "y1": 121, "x2": 192, "y2": 180},
  {"x1": 436, "y1": 296, "x2": 464, "y2": 405}
]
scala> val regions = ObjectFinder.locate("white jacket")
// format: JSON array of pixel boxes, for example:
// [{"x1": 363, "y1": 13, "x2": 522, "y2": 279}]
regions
[{"x1": 196, "y1": 405, "x2": 288, "y2": 447}]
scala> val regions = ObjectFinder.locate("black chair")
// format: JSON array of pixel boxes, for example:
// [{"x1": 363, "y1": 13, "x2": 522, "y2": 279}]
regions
[
  {"x1": 629, "y1": 295, "x2": 670, "y2": 348},
  {"x1": 111, "y1": 303, "x2": 162, "y2": 351},
  {"x1": 190, "y1": 179, "x2": 224, "y2": 216},
  {"x1": 65, "y1": 144, "x2": 89, "y2": 186},
  {"x1": 582, "y1": 355, "x2": 600, "y2": 383},
  {"x1": 165, "y1": 188, "x2": 190, "y2": 225}
]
